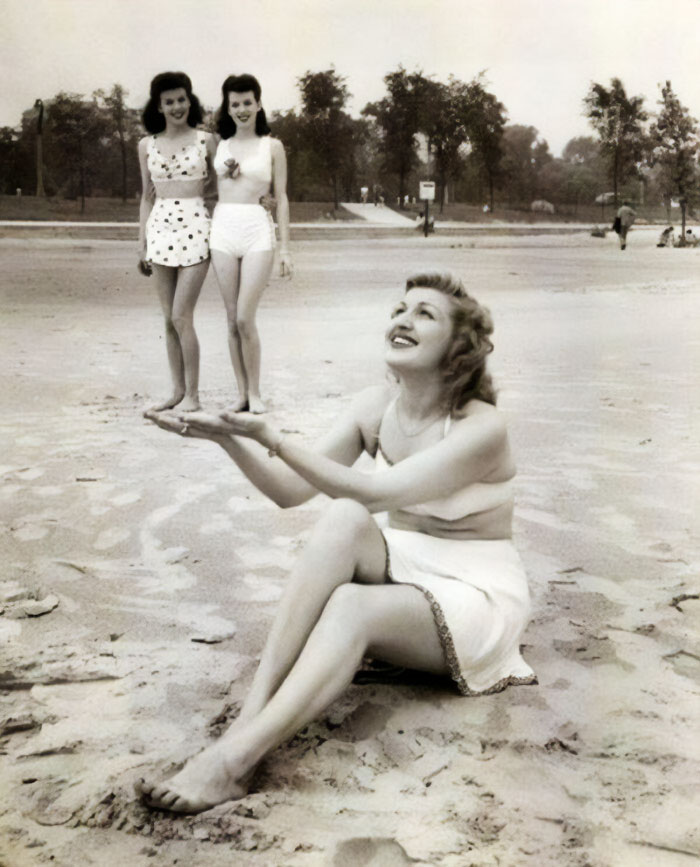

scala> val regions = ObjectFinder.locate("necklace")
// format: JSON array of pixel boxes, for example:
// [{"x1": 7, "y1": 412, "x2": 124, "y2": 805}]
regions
[{"x1": 394, "y1": 398, "x2": 444, "y2": 438}]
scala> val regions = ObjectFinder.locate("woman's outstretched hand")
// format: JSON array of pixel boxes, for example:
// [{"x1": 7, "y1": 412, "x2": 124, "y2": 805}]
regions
[
  {"x1": 218, "y1": 410, "x2": 269, "y2": 443},
  {"x1": 144, "y1": 409, "x2": 230, "y2": 441}
]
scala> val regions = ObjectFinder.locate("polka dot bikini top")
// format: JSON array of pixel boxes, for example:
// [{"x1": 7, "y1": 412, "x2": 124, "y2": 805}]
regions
[{"x1": 147, "y1": 132, "x2": 209, "y2": 181}]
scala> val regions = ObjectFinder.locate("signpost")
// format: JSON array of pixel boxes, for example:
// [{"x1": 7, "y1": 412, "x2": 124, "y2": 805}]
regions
[{"x1": 419, "y1": 181, "x2": 435, "y2": 238}]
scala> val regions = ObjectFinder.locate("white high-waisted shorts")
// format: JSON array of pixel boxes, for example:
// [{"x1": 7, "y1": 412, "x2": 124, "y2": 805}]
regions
[{"x1": 209, "y1": 203, "x2": 276, "y2": 257}]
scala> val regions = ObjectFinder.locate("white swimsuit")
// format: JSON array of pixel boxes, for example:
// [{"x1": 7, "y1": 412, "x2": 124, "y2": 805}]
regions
[
  {"x1": 210, "y1": 136, "x2": 276, "y2": 257},
  {"x1": 373, "y1": 412, "x2": 536, "y2": 696}
]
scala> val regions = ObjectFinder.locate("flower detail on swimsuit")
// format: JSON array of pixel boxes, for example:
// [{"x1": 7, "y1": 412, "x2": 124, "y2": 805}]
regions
[{"x1": 224, "y1": 158, "x2": 240, "y2": 179}]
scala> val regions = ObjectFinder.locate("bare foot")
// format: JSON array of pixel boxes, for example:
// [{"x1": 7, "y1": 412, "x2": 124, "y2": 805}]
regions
[
  {"x1": 228, "y1": 397, "x2": 250, "y2": 413},
  {"x1": 135, "y1": 741, "x2": 252, "y2": 814},
  {"x1": 247, "y1": 395, "x2": 266, "y2": 414},
  {"x1": 147, "y1": 393, "x2": 184, "y2": 414},
  {"x1": 178, "y1": 396, "x2": 202, "y2": 412}
]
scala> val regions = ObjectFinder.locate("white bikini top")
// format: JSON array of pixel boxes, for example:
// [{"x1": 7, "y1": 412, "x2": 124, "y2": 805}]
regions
[
  {"x1": 374, "y1": 412, "x2": 514, "y2": 521},
  {"x1": 147, "y1": 133, "x2": 209, "y2": 181},
  {"x1": 214, "y1": 135, "x2": 272, "y2": 200}
]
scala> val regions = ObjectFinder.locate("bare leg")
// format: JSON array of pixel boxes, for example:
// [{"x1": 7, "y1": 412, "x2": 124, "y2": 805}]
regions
[
  {"x1": 137, "y1": 583, "x2": 446, "y2": 812},
  {"x1": 150, "y1": 264, "x2": 184, "y2": 411},
  {"x1": 211, "y1": 250, "x2": 248, "y2": 409},
  {"x1": 170, "y1": 260, "x2": 208, "y2": 412},
  {"x1": 236, "y1": 250, "x2": 274, "y2": 413},
  {"x1": 239, "y1": 499, "x2": 388, "y2": 724}
]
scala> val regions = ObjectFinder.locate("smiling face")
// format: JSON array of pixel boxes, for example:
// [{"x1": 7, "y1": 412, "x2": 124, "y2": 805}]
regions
[
  {"x1": 158, "y1": 87, "x2": 190, "y2": 125},
  {"x1": 385, "y1": 287, "x2": 456, "y2": 372},
  {"x1": 227, "y1": 90, "x2": 260, "y2": 129}
]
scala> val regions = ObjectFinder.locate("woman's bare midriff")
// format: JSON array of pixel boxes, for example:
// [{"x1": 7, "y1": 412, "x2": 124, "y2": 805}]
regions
[
  {"x1": 153, "y1": 179, "x2": 206, "y2": 198},
  {"x1": 387, "y1": 500, "x2": 513, "y2": 540}
]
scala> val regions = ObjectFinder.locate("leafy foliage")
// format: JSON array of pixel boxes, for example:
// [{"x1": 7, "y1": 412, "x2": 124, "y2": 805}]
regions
[{"x1": 583, "y1": 78, "x2": 648, "y2": 205}]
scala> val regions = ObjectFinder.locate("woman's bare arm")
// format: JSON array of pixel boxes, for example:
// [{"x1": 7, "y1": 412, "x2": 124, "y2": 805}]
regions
[
  {"x1": 147, "y1": 386, "x2": 388, "y2": 508},
  {"x1": 271, "y1": 138, "x2": 292, "y2": 276},
  {"x1": 137, "y1": 137, "x2": 154, "y2": 263},
  {"x1": 222, "y1": 405, "x2": 509, "y2": 513}
]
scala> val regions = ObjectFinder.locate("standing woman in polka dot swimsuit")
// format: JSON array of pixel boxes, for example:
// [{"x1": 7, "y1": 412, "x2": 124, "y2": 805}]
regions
[
  {"x1": 138, "y1": 71, "x2": 217, "y2": 412},
  {"x1": 210, "y1": 73, "x2": 292, "y2": 414}
]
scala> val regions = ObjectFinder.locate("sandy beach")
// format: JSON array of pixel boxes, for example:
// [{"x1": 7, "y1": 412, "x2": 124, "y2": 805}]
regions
[{"x1": 1, "y1": 229, "x2": 699, "y2": 866}]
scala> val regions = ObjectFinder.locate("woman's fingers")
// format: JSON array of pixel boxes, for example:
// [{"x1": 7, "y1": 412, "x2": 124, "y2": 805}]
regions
[
  {"x1": 144, "y1": 411, "x2": 186, "y2": 434},
  {"x1": 176, "y1": 412, "x2": 233, "y2": 435}
]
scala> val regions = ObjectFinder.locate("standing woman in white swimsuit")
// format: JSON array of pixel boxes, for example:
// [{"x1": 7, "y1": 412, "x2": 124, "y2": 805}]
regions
[
  {"x1": 138, "y1": 71, "x2": 216, "y2": 412},
  {"x1": 139, "y1": 272, "x2": 536, "y2": 813},
  {"x1": 210, "y1": 73, "x2": 292, "y2": 414}
]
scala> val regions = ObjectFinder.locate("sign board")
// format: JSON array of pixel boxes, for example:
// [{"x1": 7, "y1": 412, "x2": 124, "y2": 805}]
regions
[{"x1": 419, "y1": 181, "x2": 435, "y2": 201}]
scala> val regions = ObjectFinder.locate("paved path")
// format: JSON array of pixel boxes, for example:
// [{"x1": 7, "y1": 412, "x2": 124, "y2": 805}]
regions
[{"x1": 340, "y1": 202, "x2": 416, "y2": 225}]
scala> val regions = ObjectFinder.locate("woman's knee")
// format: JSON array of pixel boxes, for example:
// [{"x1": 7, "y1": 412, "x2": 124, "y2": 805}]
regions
[
  {"x1": 226, "y1": 316, "x2": 240, "y2": 340},
  {"x1": 236, "y1": 314, "x2": 257, "y2": 341},
  {"x1": 315, "y1": 499, "x2": 374, "y2": 541},
  {"x1": 171, "y1": 312, "x2": 193, "y2": 336}
]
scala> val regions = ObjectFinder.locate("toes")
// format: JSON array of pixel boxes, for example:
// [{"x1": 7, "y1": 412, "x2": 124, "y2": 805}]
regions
[
  {"x1": 161, "y1": 790, "x2": 181, "y2": 807},
  {"x1": 134, "y1": 778, "x2": 154, "y2": 798},
  {"x1": 169, "y1": 795, "x2": 196, "y2": 813}
]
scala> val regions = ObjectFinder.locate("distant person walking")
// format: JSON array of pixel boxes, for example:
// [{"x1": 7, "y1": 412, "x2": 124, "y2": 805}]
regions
[
  {"x1": 138, "y1": 71, "x2": 216, "y2": 413},
  {"x1": 614, "y1": 201, "x2": 636, "y2": 250},
  {"x1": 656, "y1": 226, "x2": 674, "y2": 248}
]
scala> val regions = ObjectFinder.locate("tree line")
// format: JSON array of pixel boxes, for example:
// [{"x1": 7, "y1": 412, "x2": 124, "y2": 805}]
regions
[{"x1": 1, "y1": 69, "x2": 698, "y2": 218}]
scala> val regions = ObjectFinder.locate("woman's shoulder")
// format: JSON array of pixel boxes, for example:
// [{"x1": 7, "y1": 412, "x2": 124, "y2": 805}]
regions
[
  {"x1": 138, "y1": 135, "x2": 153, "y2": 154},
  {"x1": 349, "y1": 384, "x2": 393, "y2": 457},
  {"x1": 451, "y1": 399, "x2": 507, "y2": 438},
  {"x1": 268, "y1": 136, "x2": 285, "y2": 154}
]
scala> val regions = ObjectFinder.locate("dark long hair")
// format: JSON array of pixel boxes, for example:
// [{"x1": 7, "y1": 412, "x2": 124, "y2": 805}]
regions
[
  {"x1": 141, "y1": 71, "x2": 203, "y2": 134},
  {"x1": 216, "y1": 74, "x2": 271, "y2": 139},
  {"x1": 404, "y1": 272, "x2": 497, "y2": 412}
]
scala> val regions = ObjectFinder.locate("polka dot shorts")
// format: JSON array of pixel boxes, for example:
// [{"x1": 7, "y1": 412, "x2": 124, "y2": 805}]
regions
[{"x1": 146, "y1": 196, "x2": 210, "y2": 267}]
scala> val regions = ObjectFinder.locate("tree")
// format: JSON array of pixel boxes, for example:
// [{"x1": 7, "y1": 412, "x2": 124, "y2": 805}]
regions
[
  {"x1": 583, "y1": 78, "x2": 647, "y2": 207},
  {"x1": 562, "y1": 135, "x2": 601, "y2": 166},
  {"x1": 48, "y1": 92, "x2": 111, "y2": 210},
  {"x1": 362, "y1": 67, "x2": 429, "y2": 206},
  {"x1": 297, "y1": 68, "x2": 353, "y2": 208},
  {"x1": 499, "y1": 124, "x2": 551, "y2": 205},
  {"x1": 418, "y1": 78, "x2": 465, "y2": 211},
  {"x1": 463, "y1": 82, "x2": 506, "y2": 211},
  {"x1": 647, "y1": 80, "x2": 699, "y2": 240},
  {"x1": 95, "y1": 84, "x2": 137, "y2": 202}
]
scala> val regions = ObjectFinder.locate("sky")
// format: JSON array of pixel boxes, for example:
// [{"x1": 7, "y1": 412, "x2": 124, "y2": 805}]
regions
[{"x1": 3, "y1": 0, "x2": 700, "y2": 157}]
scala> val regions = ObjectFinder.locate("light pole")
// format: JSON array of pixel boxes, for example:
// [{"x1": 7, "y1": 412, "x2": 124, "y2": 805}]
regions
[{"x1": 34, "y1": 99, "x2": 46, "y2": 197}]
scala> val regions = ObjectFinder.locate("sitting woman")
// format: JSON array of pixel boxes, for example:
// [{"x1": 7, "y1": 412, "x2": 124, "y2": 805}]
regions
[{"x1": 138, "y1": 271, "x2": 536, "y2": 813}]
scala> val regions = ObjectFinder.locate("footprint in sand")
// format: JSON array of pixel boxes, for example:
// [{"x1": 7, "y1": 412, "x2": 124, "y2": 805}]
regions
[
  {"x1": 94, "y1": 528, "x2": 130, "y2": 550},
  {"x1": 13, "y1": 524, "x2": 50, "y2": 541},
  {"x1": 110, "y1": 491, "x2": 141, "y2": 507},
  {"x1": 35, "y1": 486, "x2": 63, "y2": 498},
  {"x1": 16, "y1": 467, "x2": 45, "y2": 481}
]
